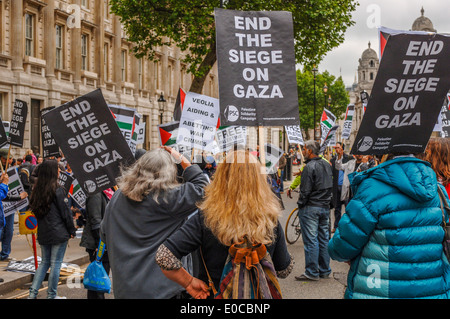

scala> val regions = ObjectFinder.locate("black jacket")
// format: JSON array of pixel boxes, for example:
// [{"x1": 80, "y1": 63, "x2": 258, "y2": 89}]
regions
[
  {"x1": 80, "y1": 191, "x2": 109, "y2": 250},
  {"x1": 297, "y1": 157, "x2": 333, "y2": 209},
  {"x1": 35, "y1": 187, "x2": 76, "y2": 245}
]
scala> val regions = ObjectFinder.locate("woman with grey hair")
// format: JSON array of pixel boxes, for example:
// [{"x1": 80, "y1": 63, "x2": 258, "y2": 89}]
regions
[{"x1": 100, "y1": 146, "x2": 209, "y2": 299}]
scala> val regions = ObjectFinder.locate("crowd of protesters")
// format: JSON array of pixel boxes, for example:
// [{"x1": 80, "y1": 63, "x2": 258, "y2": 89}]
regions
[{"x1": 0, "y1": 135, "x2": 448, "y2": 300}]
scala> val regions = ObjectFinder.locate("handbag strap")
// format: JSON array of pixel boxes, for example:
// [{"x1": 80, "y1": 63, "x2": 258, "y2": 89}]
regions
[{"x1": 199, "y1": 248, "x2": 217, "y2": 295}]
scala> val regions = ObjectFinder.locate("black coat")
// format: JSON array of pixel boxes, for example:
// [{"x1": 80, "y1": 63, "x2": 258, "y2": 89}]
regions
[
  {"x1": 35, "y1": 187, "x2": 76, "y2": 245},
  {"x1": 80, "y1": 191, "x2": 109, "y2": 250}
]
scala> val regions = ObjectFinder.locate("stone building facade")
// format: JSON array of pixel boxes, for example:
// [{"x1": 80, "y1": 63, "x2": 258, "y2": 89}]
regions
[{"x1": 0, "y1": 0, "x2": 281, "y2": 159}]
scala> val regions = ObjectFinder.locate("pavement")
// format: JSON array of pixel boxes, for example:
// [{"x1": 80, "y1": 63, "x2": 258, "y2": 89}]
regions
[{"x1": 0, "y1": 219, "x2": 89, "y2": 298}]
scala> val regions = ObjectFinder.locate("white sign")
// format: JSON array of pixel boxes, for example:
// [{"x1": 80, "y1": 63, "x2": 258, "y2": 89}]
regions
[
  {"x1": 215, "y1": 126, "x2": 247, "y2": 152},
  {"x1": 177, "y1": 92, "x2": 220, "y2": 151},
  {"x1": 285, "y1": 125, "x2": 304, "y2": 145}
]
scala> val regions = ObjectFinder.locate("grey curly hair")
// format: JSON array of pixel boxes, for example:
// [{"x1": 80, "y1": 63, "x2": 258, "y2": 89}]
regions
[{"x1": 117, "y1": 148, "x2": 179, "y2": 203}]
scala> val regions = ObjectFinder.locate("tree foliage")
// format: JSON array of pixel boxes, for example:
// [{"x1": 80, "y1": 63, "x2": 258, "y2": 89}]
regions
[
  {"x1": 297, "y1": 68, "x2": 350, "y2": 140},
  {"x1": 110, "y1": 0, "x2": 358, "y2": 93}
]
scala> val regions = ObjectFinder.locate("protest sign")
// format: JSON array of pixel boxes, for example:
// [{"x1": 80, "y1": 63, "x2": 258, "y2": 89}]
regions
[
  {"x1": 440, "y1": 93, "x2": 450, "y2": 138},
  {"x1": 341, "y1": 104, "x2": 355, "y2": 140},
  {"x1": 320, "y1": 108, "x2": 336, "y2": 143},
  {"x1": 68, "y1": 178, "x2": 87, "y2": 208},
  {"x1": 360, "y1": 92, "x2": 369, "y2": 115},
  {"x1": 41, "y1": 106, "x2": 60, "y2": 158},
  {"x1": 9, "y1": 99, "x2": 28, "y2": 147},
  {"x1": 4, "y1": 167, "x2": 28, "y2": 217},
  {"x1": 320, "y1": 125, "x2": 339, "y2": 154},
  {"x1": 43, "y1": 89, "x2": 135, "y2": 195},
  {"x1": 352, "y1": 32, "x2": 450, "y2": 155},
  {"x1": 285, "y1": 125, "x2": 304, "y2": 145},
  {"x1": 264, "y1": 143, "x2": 284, "y2": 174},
  {"x1": 58, "y1": 171, "x2": 75, "y2": 196},
  {"x1": 215, "y1": 126, "x2": 248, "y2": 152},
  {"x1": 215, "y1": 8, "x2": 299, "y2": 126},
  {"x1": 134, "y1": 113, "x2": 146, "y2": 145},
  {"x1": 1, "y1": 121, "x2": 9, "y2": 150},
  {"x1": 176, "y1": 92, "x2": 220, "y2": 152},
  {"x1": 0, "y1": 118, "x2": 8, "y2": 149}
]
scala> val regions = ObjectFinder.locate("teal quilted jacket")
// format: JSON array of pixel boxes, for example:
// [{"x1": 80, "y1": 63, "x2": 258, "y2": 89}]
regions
[{"x1": 328, "y1": 157, "x2": 450, "y2": 299}]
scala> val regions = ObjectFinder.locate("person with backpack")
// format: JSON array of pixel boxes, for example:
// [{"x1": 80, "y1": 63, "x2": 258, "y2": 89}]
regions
[{"x1": 155, "y1": 149, "x2": 293, "y2": 299}]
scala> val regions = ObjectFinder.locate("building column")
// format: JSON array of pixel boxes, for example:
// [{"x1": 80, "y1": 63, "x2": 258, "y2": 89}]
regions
[
  {"x1": 71, "y1": 0, "x2": 82, "y2": 90},
  {"x1": 113, "y1": 15, "x2": 122, "y2": 98},
  {"x1": 95, "y1": 0, "x2": 105, "y2": 87},
  {"x1": 44, "y1": 0, "x2": 55, "y2": 78},
  {"x1": 11, "y1": 0, "x2": 24, "y2": 71}
]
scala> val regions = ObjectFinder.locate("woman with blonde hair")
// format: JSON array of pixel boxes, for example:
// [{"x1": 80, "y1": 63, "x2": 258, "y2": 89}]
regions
[
  {"x1": 100, "y1": 146, "x2": 209, "y2": 299},
  {"x1": 156, "y1": 149, "x2": 293, "y2": 299}
]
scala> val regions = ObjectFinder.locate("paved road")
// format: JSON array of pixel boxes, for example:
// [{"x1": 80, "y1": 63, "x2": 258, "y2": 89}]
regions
[{"x1": 3, "y1": 190, "x2": 349, "y2": 300}]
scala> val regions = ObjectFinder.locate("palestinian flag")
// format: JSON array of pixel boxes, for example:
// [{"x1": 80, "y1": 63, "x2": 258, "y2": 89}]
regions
[
  {"x1": 320, "y1": 108, "x2": 336, "y2": 129},
  {"x1": 158, "y1": 121, "x2": 180, "y2": 146},
  {"x1": 379, "y1": 29, "x2": 390, "y2": 59},
  {"x1": 173, "y1": 88, "x2": 186, "y2": 121},
  {"x1": 108, "y1": 104, "x2": 136, "y2": 142}
]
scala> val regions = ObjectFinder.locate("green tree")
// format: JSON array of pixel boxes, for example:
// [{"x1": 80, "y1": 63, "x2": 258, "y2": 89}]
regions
[
  {"x1": 297, "y1": 68, "x2": 349, "y2": 140},
  {"x1": 110, "y1": 0, "x2": 358, "y2": 93}
]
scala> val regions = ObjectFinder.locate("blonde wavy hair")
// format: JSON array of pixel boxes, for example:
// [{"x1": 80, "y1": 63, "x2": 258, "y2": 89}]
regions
[
  {"x1": 117, "y1": 148, "x2": 179, "y2": 202},
  {"x1": 199, "y1": 150, "x2": 281, "y2": 246}
]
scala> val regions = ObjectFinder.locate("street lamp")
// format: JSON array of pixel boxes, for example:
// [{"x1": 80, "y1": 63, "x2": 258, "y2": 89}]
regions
[
  {"x1": 312, "y1": 66, "x2": 318, "y2": 141},
  {"x1": 323, "y1": 83, "x2": 328, "y2": 108},
  {"x1": 158, "y1": 92, "x2": 166, "y2": 124}
]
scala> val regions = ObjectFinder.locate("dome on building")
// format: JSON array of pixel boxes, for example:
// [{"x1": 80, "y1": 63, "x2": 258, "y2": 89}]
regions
[
  {"x1": 361, "y1": 42, "x2": 378, "y2": 61},
  {"x1": 411, "y1": 7, "x2": 436, "y2": 32}
]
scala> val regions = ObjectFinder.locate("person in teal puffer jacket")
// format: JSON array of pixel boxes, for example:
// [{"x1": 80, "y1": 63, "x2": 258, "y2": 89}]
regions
[{"x1": 328, "y1": 154, "x2": 450, "y2": 299}]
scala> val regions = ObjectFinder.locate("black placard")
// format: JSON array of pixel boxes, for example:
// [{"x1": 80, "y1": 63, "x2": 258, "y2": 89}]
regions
[
  {"x1": 9, "y1": 99, "x2": 28, "y2": 147},
  {"x1": 43, "y1": 89, "x2": 135, "y2": 195},
  {"x1": 351, "y1": 33, "x2": 450, "y2": 155},
  {"x1": 215, "y1": 8, "x2": 299, "y2": 126}
]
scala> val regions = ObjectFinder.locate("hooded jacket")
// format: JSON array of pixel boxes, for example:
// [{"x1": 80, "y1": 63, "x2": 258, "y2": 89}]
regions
[{"x1": 328, "y1": 157, "x2": 450, "y2": 299}]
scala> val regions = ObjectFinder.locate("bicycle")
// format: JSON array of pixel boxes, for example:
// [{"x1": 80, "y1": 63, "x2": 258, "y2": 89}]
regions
[{"x1": 285, "y1": 206, "x2": 302, "y2": 245}]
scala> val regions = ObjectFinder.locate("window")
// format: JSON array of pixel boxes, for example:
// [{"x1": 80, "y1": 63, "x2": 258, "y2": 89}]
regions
[
  {"x1": 370, "y1": 72, "x2": 374, "y2": 81},
  {"x1": 55, "y1": 25, "x2": 63, "y2": 69},
  {"x1": 138, "y1": 59, "x2": 143, "y2": 89},
  {"x1": 168, "y1": 64, "x2": 172, "y2": 96},
  {"x1": 121, "y1": 50, "x2": 127, "y2": 81},
  {"x1": 81, "y1": 0, "x2": 89, "y2": 9},
  {"x1": 103, "y1": 43, "x2": 109, "y2": 81},
  {"x1": 154, "y1": 61, "x2": 159, "y2": 90},
  {"x1": 81, "y1": 34, "x2": 88, "y2": 70},
  {"x1": 25, "y1": 13, "x2": 34, "y2": 57}
]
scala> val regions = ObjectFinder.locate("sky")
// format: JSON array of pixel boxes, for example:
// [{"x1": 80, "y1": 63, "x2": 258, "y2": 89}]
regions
[{"x1": 314, "y1": 0, "x2": 450, "y2": 87}]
